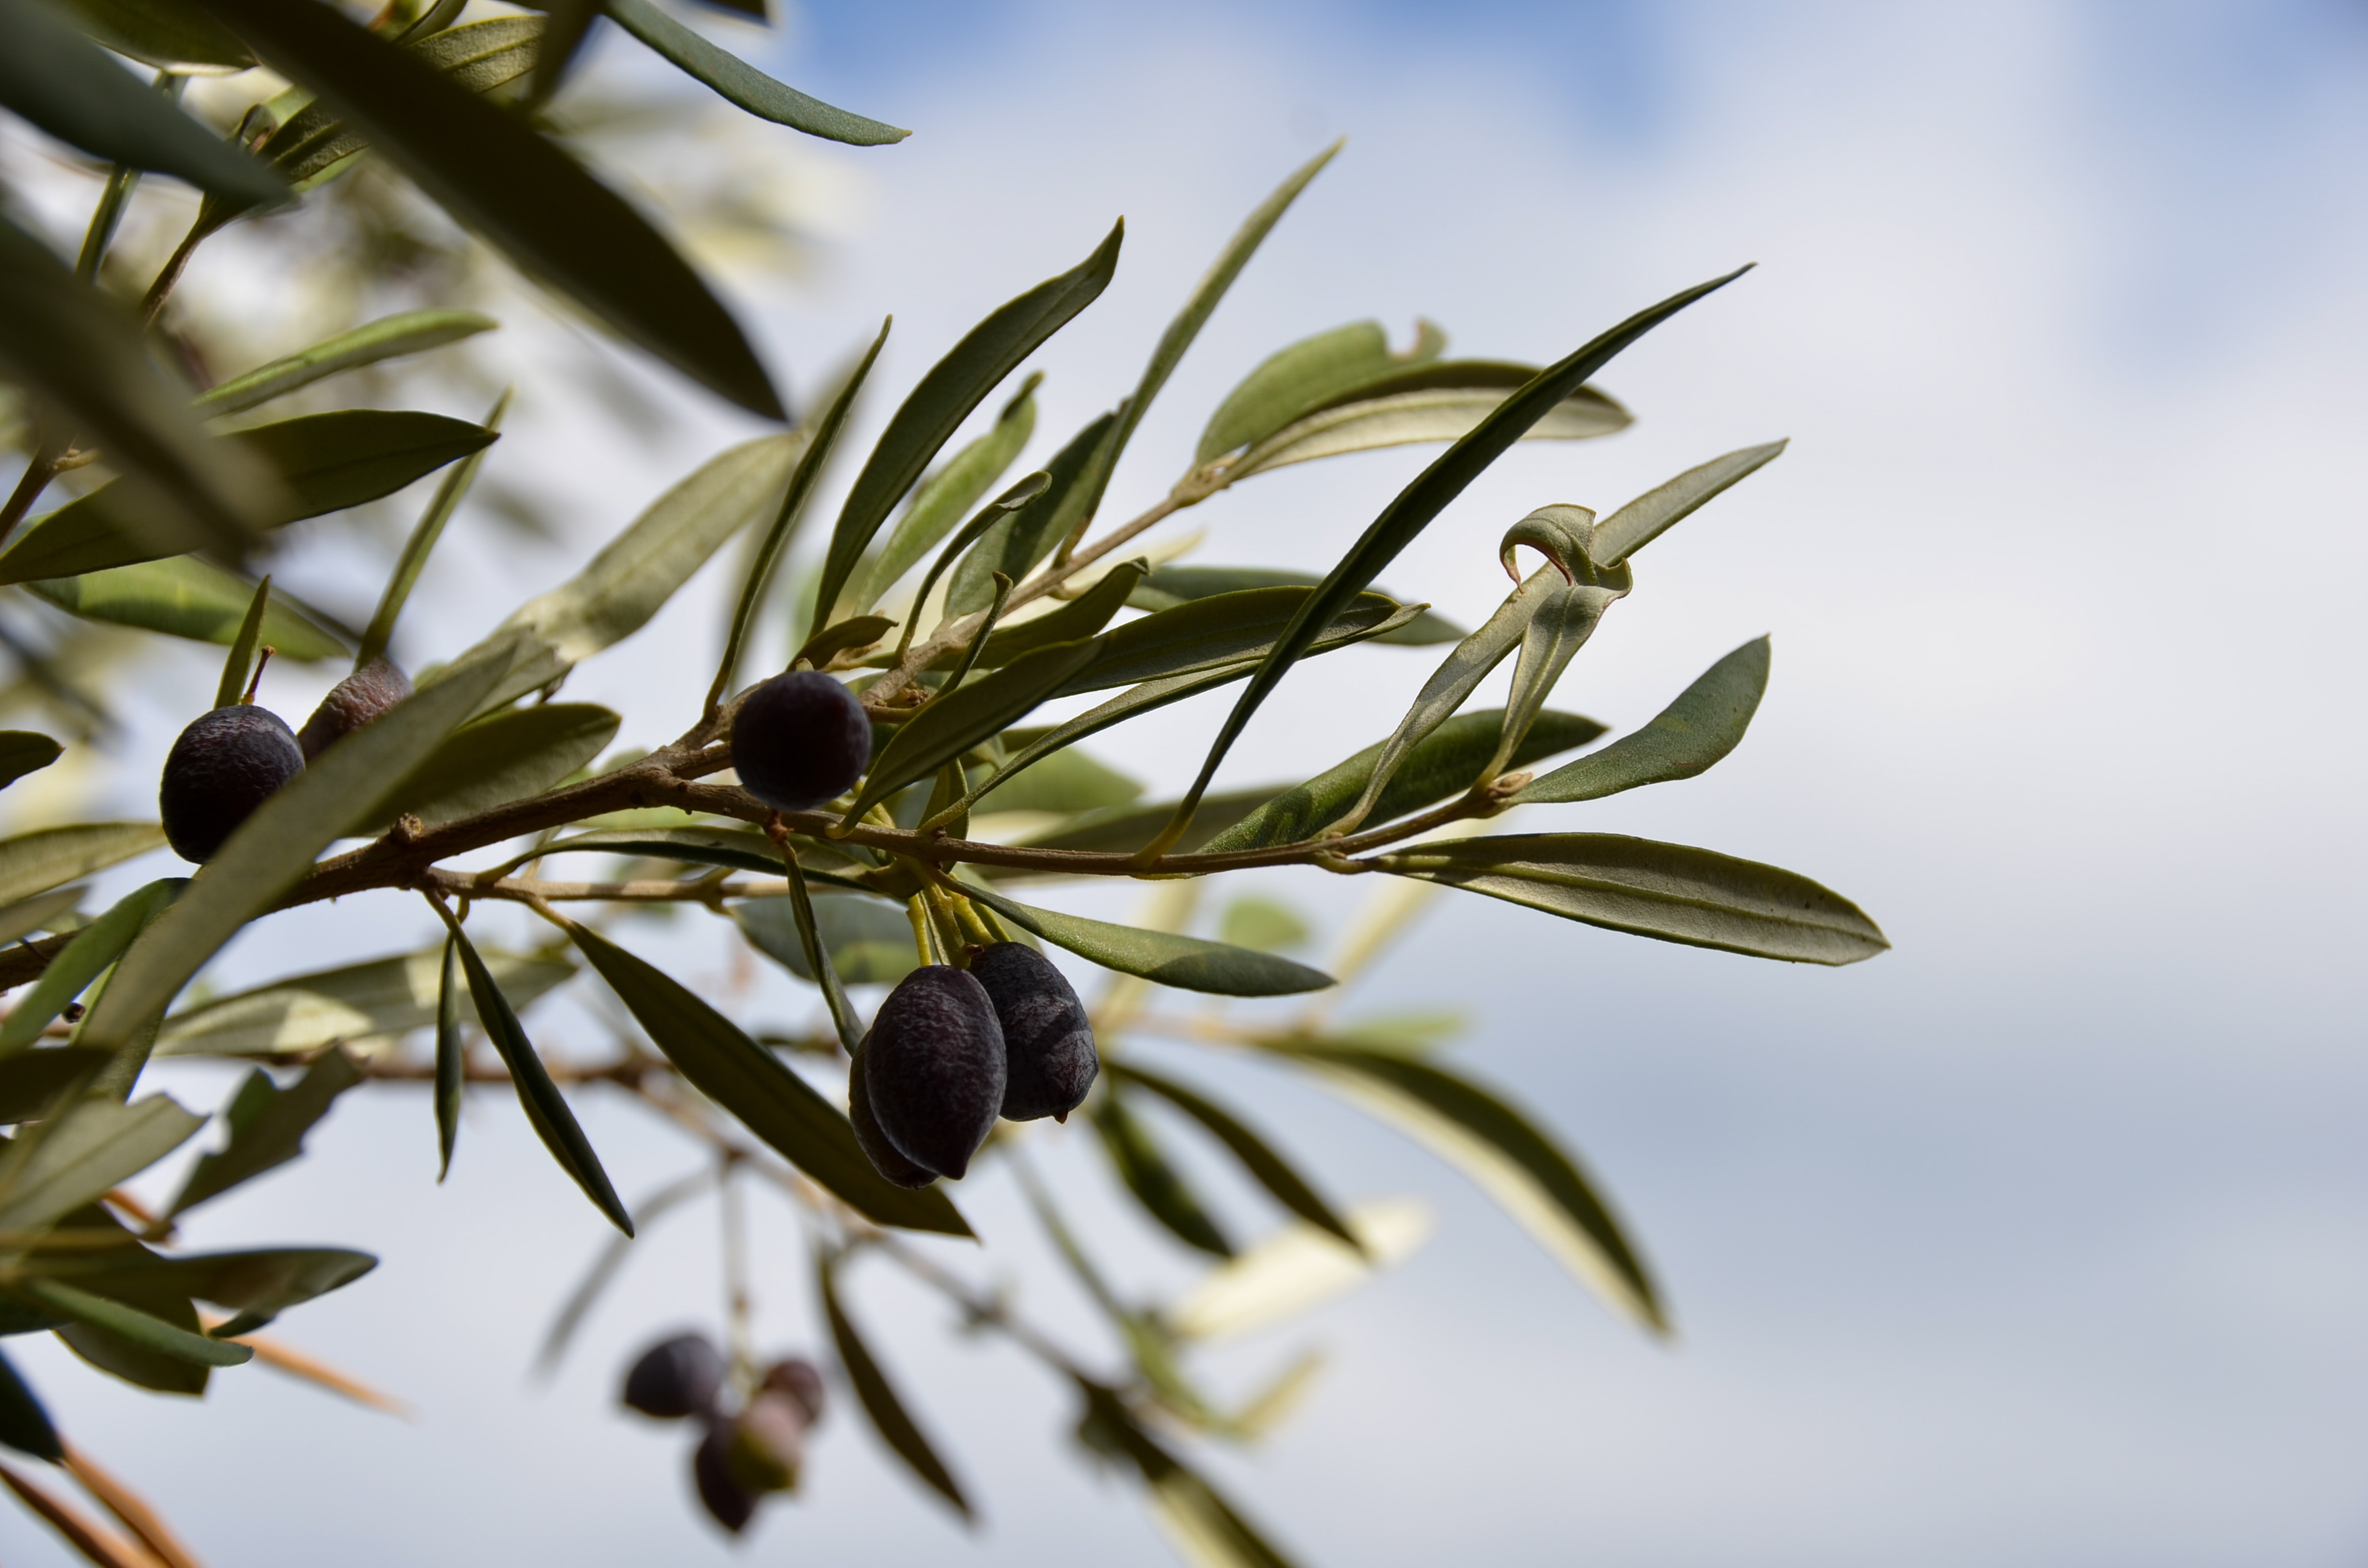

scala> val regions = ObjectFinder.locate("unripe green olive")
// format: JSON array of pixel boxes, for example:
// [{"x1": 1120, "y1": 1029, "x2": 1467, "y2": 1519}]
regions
[
  {"x1": 730, "y1": 670, "x2": 871, "y2": 812},
  {"x1": 969, "y1": 942, "x2": 1098, "y2": 1122},
  {"x1": 724, "y1": 1390, "x2": 806, "y2": 1495},
  {"x1": 862, "y1": 965, "x2": 1006, "y2": 1180},
  {"x1": 159, "y1": 705, "x2": 303, "y2": 863}
]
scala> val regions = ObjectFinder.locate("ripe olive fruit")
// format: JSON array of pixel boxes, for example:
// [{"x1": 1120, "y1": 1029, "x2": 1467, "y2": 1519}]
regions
[
  {"x1": 862, "y1": 965, "x2": 1006, "y2": 1180},
  {"x1": 621, "y1": 1332, "x2": 725, "y2": 1420},
  {"x1": 730, "y1": 670, "x2": 871, "y2": 812},
  {"x1": 159, "y1": 705, "x2": 304, "y2": 863},
  {"x1": 760, "y1": 1357, "x2": 826, "y2": 1426},
  {"x1": 848, "y1": 1038, "x2": 938, "y2": 1188},
  {"x1": 969, "y1": 942, "x2": 1098, "y2": 1122},
  {"x1": 724, "y1": 1391, "x2": 806, "y2": 1495},
  {"x1": 296, "y1": 656, "x2": 410, "y2": 760},
  {"x1": 692, "y1": 1423, "x2": 757, "y2": 1534}
]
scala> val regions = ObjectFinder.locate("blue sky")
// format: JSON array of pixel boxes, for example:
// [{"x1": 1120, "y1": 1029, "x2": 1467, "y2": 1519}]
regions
[{"x1": 6, "y1": 1, "x2": 2368, "y2": 1564}]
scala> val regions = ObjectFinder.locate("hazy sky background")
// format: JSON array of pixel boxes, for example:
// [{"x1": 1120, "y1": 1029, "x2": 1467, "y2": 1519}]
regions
[{"x1": 6, "y1": 0, "x2": 2368, "y2": 1563}]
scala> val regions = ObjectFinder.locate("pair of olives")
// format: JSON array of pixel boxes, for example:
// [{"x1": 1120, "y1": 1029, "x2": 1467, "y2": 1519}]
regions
[
  {"x1": 157, "y1": 658, "x2": 410, "y2": 863},
  {"x1": 621, "y1": 1332, "x2": 826, "y2": 1536},
  {"x1": 849, "y1": 943, "x2": 1100, "y2": 1187}
]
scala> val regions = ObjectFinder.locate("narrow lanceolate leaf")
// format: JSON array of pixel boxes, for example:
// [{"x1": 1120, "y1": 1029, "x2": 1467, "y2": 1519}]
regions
[
  {"x1": 1482, "y1": 583, "x2": 1622, "y2": 782},
  {"x1": 1058, "y1": 588, "x2": 1411, "y2": 695},
  {"x1": 0, "y1": 0, "x2": 285, "y2": 206},
  {"x1": 969, "y1": 559, "x2": 1144, "y2": 668},
  {"x1": 1223, "y1": 379, "x2": 1629, "y2": 485},
  {"x1": 1270, "y1": 1044, "x2": 1666, "y2": 1332},
  {"x1": 166, "y1": 1047, "x2": 360, "y2": 1215},
  {"x1": 1330, "y1": 567, "x2": 1560, "y2": 834},
  {"x1": 602, "y1": 0, "x2": 907, "y2": 144},
  {"x1": 369, "y1": 702, "x2": 619, "y2": 829},
  {"x1": 710, "y1": 319, "x2": 886, "y2": 714},
  {"x1": 1109, "y1": 1061, "x2": 1356, "y2": 1248},
  {"x1": 1201, "y1": 709, "x2": 1605, "y2": 853},
  {"x1": 44, "y1": 1244, "x2": 375, "y2": 1324},
  {"x1": 1129, "y1": 564, "x2": 1463, "y2": 645},
  {"x1": 0, "y1": 1049, "x2": 111, "y2": 1126},
  {"x1": 1197, "y1": 320, "x2": 1450, "y2": 465},
  {"x1": 1077, "y1": 140, "x2": 1341, "y2": 522},
  {"x1": 947, "y1": 599, "x2": 1421, "y2": 829},
  {"x1": 74, "y1": 636, "x2": 518, "y2": 1069},
  {"x1": 567, "y1": 923, "x2": 971, "y2": 1236},
  {"x1": 881, "y1": 471, "x2": 1047, "y2": 667},
  {"x1": 1518, "y1": 637, "x2": 1769, "y2": 804},
  {"x1": 963, "y1": 745, "x2": 1139, "y2": 813},
  {"x1": 437, "y1": 907, "x2": 631, "y2": 1235},
  {"x1": 0, "y1": 1349, "x2": 60, "y2": 1461},
  {"x1": 814, "y1": 221, "x2": 1124, "y2": 625},
  {"x1": 356, "y1": 386, "x2": 506, "y2": 670},
  {"x1": 1589, "y1": 440, "x2": 1787, "y2": 567},
  {"x1": 214, "y1": 574, "x2": 273, "y2": 709},
  {"x1": 820, "y1": 1255, "x2": 973, "y2": 1517},
  {"x1": 0, "y1": 879, "x2": 182, "y2": 1056},
  {"x1": 194, "y1": 0, "x2": 784, "y2": 417},
  {"x1": 514, "y1": 826, "x2": 868, "y2": 890},
  {"x1": 1373, "y1": 832, "x2": 1889, "y2": 965},
  {"x1": 434, "y1": 936, "x2": 462, "y2": 1180},
  {"x1": 1075, "y1": 1383, "x2": 1300, "y2": 1568},
  {"x1": 0, "y1": 1093, "x2": 203, "y2": 1234},
  {"x1": 1092, "y1": 1092, "x2": 1233, "y2": 1257},
  {"x1": 459, "y1": 432, "x2": 799, "y2": 711},
  {"x1": 0, "y1": 410, "x2": 497, "y2": 585},
  {"x1": 944, "y1": 411, "x2": 1114, "y2": 615},
  {"x1": 154, "y1": 943, "x2": 572, "y2": 1059},
  {"x1": 0, "y1": 733, "x2": 60, "y2": 791},
  {"x1": 845, "y1": 639, "x2": 1100, "y2": 821},
  {"x1": 28, "y1": 558, "x2": 347, "y2": 660},
  {"x1": 968, "y1": 791, "x2": 1272, "y2": 876},
  {"x1": 60, "y1": 0, "x2": 253, "y2": 67},
  {"x1": 0, "y1": 824, "x2": 165, "y2": 908},
  {"x1": 1157, "y1": 268, "x2": 1750, "y2": 857},
  {"x1": 0, "y1": 214, "x2": 277, "y2": 554},
  {"x1": 14, "y1": 1280, "x2": 251, "y2": 1366},
  {"x1": 852, "y1": 372, "x2": 1038, "y2": 619},
  {"x1": 960, "y1": 882, "x2": 1332, "y2": 997},
  {"x1": 192, "y1": 309, "x2": 497, "y2": 418},
  {"x1": 0, "y1": 887, "x2": 80, "y2": 948},
  {"x1": 1168, "y1": 1198, "x2": 1434, "y2": 1341}
]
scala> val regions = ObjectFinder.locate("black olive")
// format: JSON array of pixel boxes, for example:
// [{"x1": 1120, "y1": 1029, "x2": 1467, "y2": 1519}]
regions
[
  {"x1": 296, "y1": 657, "x2": 411, "y2": 760},
  {"x1": 620, "y1": 1332, "x2": 724, "y2": 1420},
  {"x1": 969, "y1": 942, "x2": 1098, "y2": 1122},
  {"x1": 862, "y1": 965, "x2": 1006, "y2": 1180},
  {"x1": 692, "y1": 1422, "x2": 757, "y2": 1533},
  {"x1": 730, "y1": 670, "x2": 872, "y2": 812},
  {"x1": 159, "y1": 705, "x2": 304, "y2": 863},
  {"x1": 848, "y1": 1038, "x2": 938, "y2": 1188}
]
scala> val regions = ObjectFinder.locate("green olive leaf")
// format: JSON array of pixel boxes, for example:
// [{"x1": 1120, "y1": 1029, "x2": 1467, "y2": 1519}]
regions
[
  {"x1": 959, "y1": 881, "x2": 1332, "y2": 997},
  {"x1": 0, "y1": 823, "x2": 166, "y2": 908},
  {"x1": 602, "y1": 0, "x2": 906, "y2": 144},
  {"x1": 1589, "y1": 440, "x2": 1788, "y2": 567},
  {"x1": 1107, "y1": 1061, "x2": 1356, "y2": 1248},
  {"x1": 1129, "y1": 564, "x2": 1462, "y2": 645},
  {"x1": 368, "y1": 701, "x2": 620, "y2": 829},
  {"x1": 0, "y1": 1092, "x2": 203, "y2": 1235},
  {"x1": 1374, "y1": 831, "x2": 1889, "y2": 965},
  {"x1": 0, "y1": 732, "x2": 62, "y2": 791},
  {"x1": 58, "y1": 0, "x2": 252, "y2": 67},
  {"x1": 849, "y1": 372, "x2": 1038, "y2": 619},
  {"x1": 1517, "y1": 637, "x2": 1769, "y2": 805},
  {"x1": 945, "y1": 410, "x2": 1115, "y2": 616},
  {"x1": 192, "y1": 309, "x2": 497, "y2": 418},
  {"x1": 29, "y1": 557, "x2": 348, "y2": 661},
  {"x1": 0, "y1": 410, "x2": 497, "y2": 585},
  {"x1": 1196, "y1": 318, "x2": 1446, "y2": 466},
  {"x1": 814, "y1": 221, "x2": 1122, "y2": 625},
  {"x1": 1092, "y1": 1090, "x2": 1234, "y2": 1257},
  {"x1": 844, "y1": 639, "x2": 1099, "y2": 822},
  {"x1": 0, "y1": 878, "x2": 184, "y2": 1056},
  {"x1": 153, "y1": 942, "x2": 572, "y2": 1060},
  {"x1": 820, "y1": 1253, "x2": 974, "y2": 1517},
  {"x1": 1223, "y1": 379, "x2": 1628, "y2": 485},
  {"x1": 165, "y1": 1047, "x2": 360, "y2": 1216},
  {"x1": 12, "y1": 1279, "x2": 251, "y2": 1366}
]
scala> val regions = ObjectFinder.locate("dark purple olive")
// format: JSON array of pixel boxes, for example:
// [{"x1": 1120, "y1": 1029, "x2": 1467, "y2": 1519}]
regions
[
  {"x1": 159, "y1": 705, "x2": 303, "y2": 863},
  {"x1": 731, "y1": 670, "x2": 871, "y2": 812},
  {"x1": 296, "y1": 657, "x2": 410, "y2": 760},
  {"x1": 725, "y1": 1391, "x2": 806, "y2": 1495},
  {"x1": 760, "y1": 1357, "x2": 826, "y2": 1426},
  {"x1": 862, "y1": 965, "x2": 1006, "y2": 1180},
  {"x1": 692, "y1": 1422, "x2": 757, "y2": 1534},
  {"x1": 621, "y1": 1332, "x2": 725, "y2": 1419},
  {"x1": 848, "y1": 1038, "x2": 938, "y2": 1188},
  {"x1": 969, "y1": 942, "x2": 1098, "y2": 1122}
]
